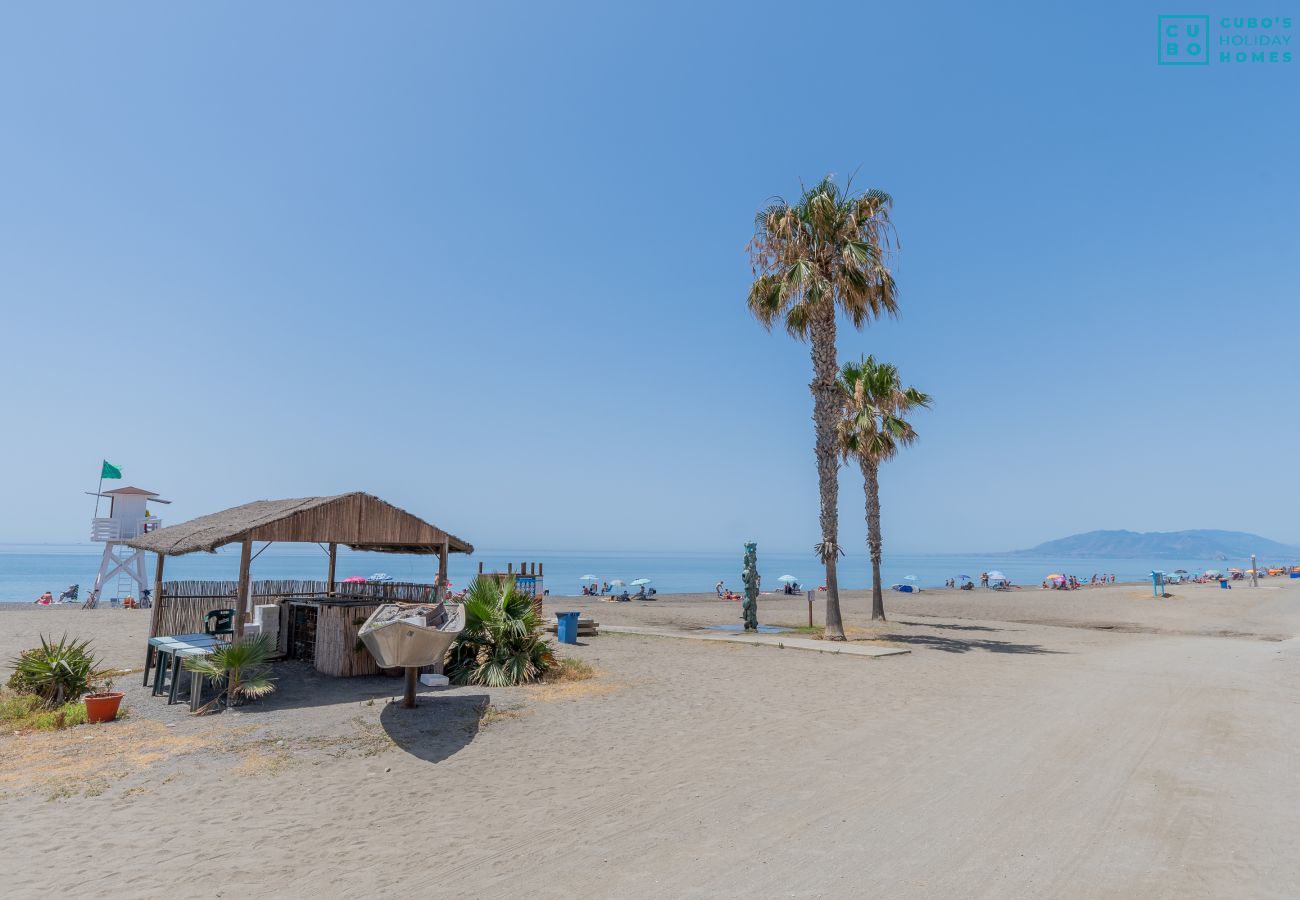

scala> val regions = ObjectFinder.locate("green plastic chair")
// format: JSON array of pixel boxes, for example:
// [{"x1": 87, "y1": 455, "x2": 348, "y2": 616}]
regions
[{"x1": 204, "y1": 608, "x2": 236, "y2": 640}]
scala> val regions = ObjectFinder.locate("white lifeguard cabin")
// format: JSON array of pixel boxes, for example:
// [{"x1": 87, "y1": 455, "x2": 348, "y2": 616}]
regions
[{"x1": 88, "y1": 486, "x2": 170, "y2": 605}]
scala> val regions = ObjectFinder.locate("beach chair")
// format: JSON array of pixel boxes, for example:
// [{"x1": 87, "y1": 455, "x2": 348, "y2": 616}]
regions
[
  {"x1": 109, "y1": 598, "x2": 121, "y2": 609},
  {"x1": 59, "y1": 585, "x2": 79, "y2": 603},
  {"x1": 204, "y1": 609, "x2": 236, "y2": 641}
]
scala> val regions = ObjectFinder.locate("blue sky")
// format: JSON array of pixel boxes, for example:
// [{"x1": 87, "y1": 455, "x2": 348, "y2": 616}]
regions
[{"x1": 2, "y1": 1, "x2": 1297, "y2": 554}]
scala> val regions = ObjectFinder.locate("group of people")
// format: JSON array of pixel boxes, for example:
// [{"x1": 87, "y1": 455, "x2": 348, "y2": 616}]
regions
[
  {"x1": 583, "y1": 580, "x2": 655, "y2": 601},
  {"x1": 1042, "y1": 574, "x2": 1117, "y2": 590}
]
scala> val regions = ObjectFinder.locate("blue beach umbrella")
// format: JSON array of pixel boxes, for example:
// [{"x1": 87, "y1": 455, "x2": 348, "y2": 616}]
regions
[{"x1": 630, "y1": 578, "x2": 652, "y2": 586}]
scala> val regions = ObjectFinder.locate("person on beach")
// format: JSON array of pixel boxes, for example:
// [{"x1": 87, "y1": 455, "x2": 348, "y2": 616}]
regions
[
  {"x1": 715, "y1": 580, "x2": 724, "y2": 597},
  {"x1": 980, "y1": 572, "x2": 989, "y2": 588},
  {"x1": 35, "y1": 591, "x2": 53, "y2": 605}
]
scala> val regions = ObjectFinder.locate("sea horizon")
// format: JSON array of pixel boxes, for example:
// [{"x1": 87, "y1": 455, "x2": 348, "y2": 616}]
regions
[{"x1": 2, "y1": 541, "x2": 1291, "y2": 603}]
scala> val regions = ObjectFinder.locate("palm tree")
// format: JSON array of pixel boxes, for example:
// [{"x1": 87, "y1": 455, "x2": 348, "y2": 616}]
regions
[
  {"x1": 837, "y1": 355, "x2": 931, "y2": 621},
  {"x1": 748, "y1": 176, "x2": 899, "y2": 639}
]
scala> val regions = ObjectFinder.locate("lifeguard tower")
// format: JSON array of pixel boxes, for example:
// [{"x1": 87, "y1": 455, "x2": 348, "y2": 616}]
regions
[{"x1": 88, "y1": 486, "x2": 170, "y2": 605}]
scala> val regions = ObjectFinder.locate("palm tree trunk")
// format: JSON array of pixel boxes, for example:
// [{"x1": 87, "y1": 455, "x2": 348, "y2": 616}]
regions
[
  {"x1": 862, "y1": 457, "x2": 885, "y2": 621},
  {"x1": 809, "y1": 305, "x2": 845, "y2": 640}
]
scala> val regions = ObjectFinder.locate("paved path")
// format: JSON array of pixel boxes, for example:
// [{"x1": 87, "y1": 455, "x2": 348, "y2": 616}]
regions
[{"x1": 600, "y1": 624, "x2": 910, "y2": 657}]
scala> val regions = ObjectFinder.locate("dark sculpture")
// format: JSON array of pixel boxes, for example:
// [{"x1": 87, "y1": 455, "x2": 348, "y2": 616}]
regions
[{"x1": 741, "y1": 541, "x2": 759, "y2": 631}]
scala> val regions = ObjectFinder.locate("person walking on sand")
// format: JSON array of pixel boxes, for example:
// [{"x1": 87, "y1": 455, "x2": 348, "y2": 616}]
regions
[
  {"x1": 980, "y1": 572, "x2": 989, "y2": 588},
  {"x1": 715, "y1": 580, "x2": 724, "y2": 597}
]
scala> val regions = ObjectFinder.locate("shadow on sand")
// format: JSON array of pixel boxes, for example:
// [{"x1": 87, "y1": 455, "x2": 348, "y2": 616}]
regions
[
  {"x1": 880, "y1": 633, "x2": 1062, "y2": 654},
  {"x1": 896, "y1": 620, "x2": 1005, "y2": 633},
  {"x1": 380, "y1": 693, "x2": 490, "y2": 764}
]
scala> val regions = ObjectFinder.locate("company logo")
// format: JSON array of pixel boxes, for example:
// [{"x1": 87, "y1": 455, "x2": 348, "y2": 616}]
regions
[
  {"x1": 1158, "y1": 14, "x2": 1294, "y2": 65},
  {"x1": 1159, "y1": 15, "x2": 1210, "y2": 64}
]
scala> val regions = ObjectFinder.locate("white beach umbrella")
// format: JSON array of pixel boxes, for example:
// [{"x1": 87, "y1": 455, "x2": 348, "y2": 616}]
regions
[
  {"x1": 630, "y1": 578, "x2": 652, "y2": 586},
  {"x1": 609, "y1": 579, "x2": 626, "y2": 587},
  {"x1": 777, "y1": 575, "x2": 798, "y2": 583},
  {"x1": 986, "y1": 570, "x2": 1007, "y2": 581},
  {"x1": 579, "y1": 575, "x2": 598, "y2": 581},
  {"x1": 904, "y1": 575, "x2": 917, "y2": 581}
]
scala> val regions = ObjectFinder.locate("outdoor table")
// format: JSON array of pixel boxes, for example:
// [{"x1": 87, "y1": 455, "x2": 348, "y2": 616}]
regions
[{"x1": 146, "y1": 633, "x2": 223, "y2": 711}]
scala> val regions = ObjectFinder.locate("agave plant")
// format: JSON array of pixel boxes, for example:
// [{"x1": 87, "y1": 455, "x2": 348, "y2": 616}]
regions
[
  {"x1": 184, "y1": 634, "x2": 276, "y2": 712},
  {"x1": 446, "y1": 577, "x2": 554, "y2": 686},
  {"x1": 7, "y1": 634, "x2": 108, "y2": 708}
]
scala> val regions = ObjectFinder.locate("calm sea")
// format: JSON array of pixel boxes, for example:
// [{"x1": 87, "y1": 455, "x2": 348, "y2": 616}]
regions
[{"x1": 0, "y1": 543, "x2": 1281, "y2": 602}]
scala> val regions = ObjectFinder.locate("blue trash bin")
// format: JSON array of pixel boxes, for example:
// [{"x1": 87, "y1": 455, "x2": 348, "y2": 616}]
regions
[
  {"x1": 557, "y1": 611, "x2": 580, "y2": 644},
  {"x1": 1219, "y1": 578, "x2": 1229, "y2": 589}
]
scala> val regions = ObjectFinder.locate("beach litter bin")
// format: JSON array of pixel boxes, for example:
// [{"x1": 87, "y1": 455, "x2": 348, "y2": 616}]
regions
[
  {"x1": 1219, "y1": 578, "x2": 1229, "y2": 589},
  {"x1": 557, "y1": 611, "x2": 581, "y2": 644}
]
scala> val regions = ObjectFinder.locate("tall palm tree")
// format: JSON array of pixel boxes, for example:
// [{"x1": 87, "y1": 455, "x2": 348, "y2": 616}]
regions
[
  {"x1": 748, "y1": 177, "x2": 899, "y2": 640},
  {"x1": 837, "y1": 355, "x2": 931, "y2": 622}
]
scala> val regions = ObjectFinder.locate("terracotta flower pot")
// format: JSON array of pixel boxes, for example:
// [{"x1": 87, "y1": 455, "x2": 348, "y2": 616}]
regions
[{"x1": 84, "y1": 692, "x2": 124, "y2": 724}]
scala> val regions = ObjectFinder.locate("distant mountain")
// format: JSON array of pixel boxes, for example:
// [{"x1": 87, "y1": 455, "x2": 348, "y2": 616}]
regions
[{"x1": 1010, "y1": 529, "x2": 1300, "y2": 560}]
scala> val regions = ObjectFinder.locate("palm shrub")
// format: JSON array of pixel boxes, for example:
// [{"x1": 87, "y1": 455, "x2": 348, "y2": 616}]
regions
[
  {"x1": 8, "y1": 634, "x2": 107, "y2": 708},
  {"x1": 446, "y1": 577, "x2": 554, "y2": 687},
  {"x1": 183, "y1": 634, "x2": 276, "y2": 713}
]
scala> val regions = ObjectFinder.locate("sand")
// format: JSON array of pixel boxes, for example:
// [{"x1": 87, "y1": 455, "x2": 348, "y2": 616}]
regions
[{"x1": 2, "y1": 579, "x2": 1299, "y2": 898}]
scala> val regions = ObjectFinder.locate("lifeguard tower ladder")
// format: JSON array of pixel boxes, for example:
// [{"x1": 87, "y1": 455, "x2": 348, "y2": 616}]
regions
[{"x1": 87, "y1": 486, "x2": 170, "y2": 606}]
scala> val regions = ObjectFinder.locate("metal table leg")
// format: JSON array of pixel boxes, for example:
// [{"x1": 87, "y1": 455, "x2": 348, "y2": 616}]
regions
[
  {"x1": 143, "y1": 644, "x2": 154, "y2": 687},
  {"x1": 152, "y1": 648, "x2": 170, "y2": 696},
  {"x1": 190, "y1": 665, "x2": 204, "y2": 712},
  {"x1": 168, "y1": 655, "x2": 183, "y2": 705}
]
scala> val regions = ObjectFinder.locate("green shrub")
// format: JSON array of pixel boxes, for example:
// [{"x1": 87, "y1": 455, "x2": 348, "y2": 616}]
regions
[
  {"x1": 447, "y1": 578, "x2": 554, "y2": 686},
  {"x1": 7, "y1": 635, "x2": 107, "y2": 708},
  {"x1": 0, "y1": 693, "x2": 90, "y2": 731}
]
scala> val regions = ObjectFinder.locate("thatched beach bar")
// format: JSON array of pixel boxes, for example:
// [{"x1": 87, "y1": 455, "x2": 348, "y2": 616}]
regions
[{"x1": 125, "y1": 492, "x2": 473, "y2": 677}]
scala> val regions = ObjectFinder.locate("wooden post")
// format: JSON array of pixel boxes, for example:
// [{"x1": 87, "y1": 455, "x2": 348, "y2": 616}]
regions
[
  {"x1": 403, "y1": 666, "x2": 418, "y2": 708},
  {"x1": 234, "y1": 537, "x2": 252, "y2": 640},
  {"x1": 436, "y1": 539, "x2": 449, "y2": 601},
  {"x1": 148, "y1": 553, "x2": 166, "y2": 638},
  {"x1": 807, "y1": 590, "x2": 814, "y2": 628},
  {"x1": 327, "y1": 542, "x2": 338, "y2": 597}
]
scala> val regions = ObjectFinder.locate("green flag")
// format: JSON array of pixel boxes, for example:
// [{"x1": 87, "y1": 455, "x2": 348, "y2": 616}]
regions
[{"x1": 101, "y1": 461, "x2": 122, "y2": 480}]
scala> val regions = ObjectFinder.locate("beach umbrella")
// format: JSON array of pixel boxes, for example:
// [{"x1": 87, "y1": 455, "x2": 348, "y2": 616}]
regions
[
  {"x1": 904, "y1": 575, "x2": 917, "y2": 581},
  {"x1": 342, "y1": 576, "x2": 366, "y2": 583},
  {"x1": 958, "y1": 574, "x2": 972, "y2": 581},
  {"x1": 1203, "y1": 569, "x2": 1221, "y2": 578},
  {"x1": 579, "y1": 575, "x2": 598, "y2": 581},
  {"x1": 368, "y1": 572, "x2": 393, "y2": 582},
  {"x1": 986, "y1": 570, "x2": 1006, "y2": 580},
  {"x1": 1174, "y1": 569, "x2": 1188, "y2": 574},
  {"x1": 777, "y1": 575, "x2": 798, "y2": 583},
  {"x1": 609, "y1": 579, "x2": 626, "y2": 587},
  {"x1": 630, "y1": 578, "x2": 652, "y2": 586}
]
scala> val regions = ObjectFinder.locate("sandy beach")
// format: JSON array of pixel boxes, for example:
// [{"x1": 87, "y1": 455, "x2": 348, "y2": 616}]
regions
[{"x1": 3, "y1": 579, "x2": 1299, "y2": 898}]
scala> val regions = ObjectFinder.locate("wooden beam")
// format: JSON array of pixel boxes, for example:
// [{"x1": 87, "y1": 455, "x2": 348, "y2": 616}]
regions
[
  {"x1": 148, "y1": 553, "x2": 165, "y2": 637},
  {"x1": 234, "y1": 537, "x2": 252, "y2": 640},
  {"x1": 327, "y1": 542, "x2": 337, "y2": 597},
  {"x1": 436, "y1": 539, "x2": 449, "y2": 601}
]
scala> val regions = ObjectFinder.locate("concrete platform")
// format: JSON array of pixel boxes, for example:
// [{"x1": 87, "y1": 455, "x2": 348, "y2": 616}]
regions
[{"x1": 600, "y1": 625, "x2": 910, "y2": 657}]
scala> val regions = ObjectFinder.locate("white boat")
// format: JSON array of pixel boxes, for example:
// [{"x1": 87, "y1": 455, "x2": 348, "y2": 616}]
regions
[{"x1": 357, "y1": 601, "x2": 465, "y2": 669}]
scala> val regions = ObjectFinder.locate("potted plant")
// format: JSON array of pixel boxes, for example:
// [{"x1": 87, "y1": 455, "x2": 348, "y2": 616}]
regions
[{"x1": 84, "y1": 677, "x2": 124, "y2": 723}]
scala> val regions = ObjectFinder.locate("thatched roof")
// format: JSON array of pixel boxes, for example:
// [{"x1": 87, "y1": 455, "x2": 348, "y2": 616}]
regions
[{"x1": 125, "y1": 492, "x2": 473, "y2": 557}]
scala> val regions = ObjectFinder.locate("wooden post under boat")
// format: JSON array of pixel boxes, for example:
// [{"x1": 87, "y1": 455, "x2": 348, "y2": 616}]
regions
[
  {"x1": 234, "y1": 537, "x2": 252, "y2": 640},
  {"x1": 327, "y1": 542, "x2": 338, "y2": 597},
  {"x1": 403, "y1": 666, "x2": 418, "y2": 708}
]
